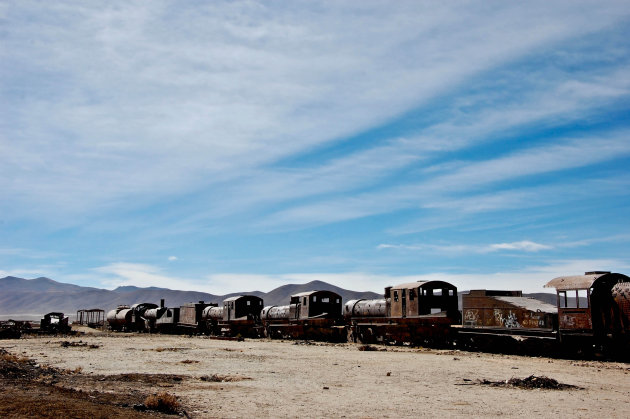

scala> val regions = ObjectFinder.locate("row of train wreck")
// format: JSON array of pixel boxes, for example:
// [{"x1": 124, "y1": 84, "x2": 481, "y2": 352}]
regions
[
  {"x1": 103, "y1": 271, "x2": 630, "y2": 358},
  {"x1": 0, "y1": 312, "x2": 73, "y2": 338}
]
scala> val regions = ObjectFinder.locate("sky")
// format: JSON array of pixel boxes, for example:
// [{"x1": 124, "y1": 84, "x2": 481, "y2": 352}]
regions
[{"x1": 1, "y1": 1, "x2": 630, "y2": 295}]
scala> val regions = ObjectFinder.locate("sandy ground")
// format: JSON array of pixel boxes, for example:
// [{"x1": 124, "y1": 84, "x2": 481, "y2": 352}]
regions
[{"x1": 2, "y1": 332, "x2": 629, "y2": 418}]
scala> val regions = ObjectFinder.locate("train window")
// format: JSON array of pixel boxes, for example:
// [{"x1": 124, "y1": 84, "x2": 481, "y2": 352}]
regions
[
  {"x1": 434, "y1": 289, "x2": 442, "y2": 296},
  {"x1": 313, "y1": 296, "x2": 317, "y2": 302},
  {"x1": 303, "y1": 297, "x2": 307, "y2": 305},
  {"x1": 247, "y1": 301, "x2": 251, "y2": 306},
  {"x1": 409, "y1": 289, "x2": 415, "y2": 301},
  {"x1": 449, "y1": 290, "x2": 454, "y2": 296},
  {"x1": 394, "y1": 291, "x2": 399, "y2": 302},
  {"x1": 559, "y1": 290, "x2": 578, "y2": 308},
  {"x1": 431, "y1": 308, "x2": 441, "y2": 314},
  {"x1": 577, "y1": 289, "x2": 589, "y2": 308},
  {"x1": 336, "y1": 298, "x2": 340, "y2": 303},
  {"x1": 322, "y1": 297, "x2": 330, "y2": 303}
]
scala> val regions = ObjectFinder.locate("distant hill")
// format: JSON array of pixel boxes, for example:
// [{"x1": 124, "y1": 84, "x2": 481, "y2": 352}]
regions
[{"x1": 0, "y1": 276, "x2": 381, "y2": 320}]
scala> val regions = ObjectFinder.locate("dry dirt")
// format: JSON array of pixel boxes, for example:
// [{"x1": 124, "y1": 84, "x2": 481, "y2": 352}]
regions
[{"x1": 2, "y1": 331, "x2": 629, "y2": 418}]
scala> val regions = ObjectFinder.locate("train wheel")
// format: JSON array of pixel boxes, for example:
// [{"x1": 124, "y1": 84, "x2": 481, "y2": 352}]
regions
[
  {"x1": 347, "y1": 327, "x2": 356, "y2": 343},
  {"x1": 359, "y1": 327, "x2": 374, "y2": 344}
]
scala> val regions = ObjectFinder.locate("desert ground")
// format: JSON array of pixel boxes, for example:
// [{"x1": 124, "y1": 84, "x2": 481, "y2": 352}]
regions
[{"x1": 1, "y1": 328, "x2": 629, "y2": 418}]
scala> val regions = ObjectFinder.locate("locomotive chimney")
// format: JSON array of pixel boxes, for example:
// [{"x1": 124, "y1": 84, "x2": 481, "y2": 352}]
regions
[{"x1": 160, "y1": 299, "x2": 165, "y2": 308}]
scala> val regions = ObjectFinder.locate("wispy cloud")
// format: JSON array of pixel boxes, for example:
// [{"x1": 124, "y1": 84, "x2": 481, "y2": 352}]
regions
[
  {"x1": 259, "y1": 132, "x2": 630, "y2": 230},
  {"x1": 2, "y1": 2, "x2": 628, "y2": 221},
  {"x1": 489, "y1": 241, "x2": 552, "y2": 252},
  {"x1": 1, "y1": 3, "x2": 629, "y2": 294},
  {"x1": 378, "y1": 240, "x2": 552, "y2": 255}
]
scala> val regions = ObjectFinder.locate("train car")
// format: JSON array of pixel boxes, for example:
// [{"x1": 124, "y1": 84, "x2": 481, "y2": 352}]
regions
[
  {"x1": 545, "y1": 271, "x2": 630, "y2": 354},
  {"x1": 155, "y1": 306, "x2": 180, "y2": 333},
  {"x1": 261, "y1": 290, "x2": 344, "y2": 341},
  {"x1": 203, "y1": 295, "x2": 264, "y2": 337},
  {"x1": 612, "y1": 282, "x2": 630, "y2": 336},
  {"x1": 144, "y1": 299, "x2": 168, "y2": 332},
  {"x1": 106, "y1": 305, "x2": 131, "y2": 331},
  {"x1": 106, "y1": 303, "x2": 157, "y2": 331},
  {"x1": 346, "y1": 280, "x2": 459, "y2": 346},
  {"x1": 177, "y1": 301, "x2": 217, "y2": 333},
  {"x1": 40, "y1": 312, "x2": 70, "y2": 334},
  {"x1": 455, "y1": 290, "x2": 558, "y2": 353},
  {"x1": 75, "y1": 309, "x2": 105, "y2": 328}
]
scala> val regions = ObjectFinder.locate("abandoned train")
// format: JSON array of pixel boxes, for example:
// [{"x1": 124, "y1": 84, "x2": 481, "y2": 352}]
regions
[{"x1": 106, "y1": 271, "x2": 630, "y2": 356}]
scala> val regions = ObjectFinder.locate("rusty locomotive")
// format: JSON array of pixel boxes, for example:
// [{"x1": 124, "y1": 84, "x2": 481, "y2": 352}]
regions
[{"x1": 105, "y1": 271, "x2": 630, "y2": 357}]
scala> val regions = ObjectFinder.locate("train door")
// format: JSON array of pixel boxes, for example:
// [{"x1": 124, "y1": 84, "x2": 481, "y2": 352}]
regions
[{"x1": 402, "y1": 289, "x2": 407, "y2": 318}]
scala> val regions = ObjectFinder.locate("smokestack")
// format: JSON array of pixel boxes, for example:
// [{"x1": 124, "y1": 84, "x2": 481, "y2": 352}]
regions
[{"x1": 160, "y1": 299, "x2": 165, "y2": 308}]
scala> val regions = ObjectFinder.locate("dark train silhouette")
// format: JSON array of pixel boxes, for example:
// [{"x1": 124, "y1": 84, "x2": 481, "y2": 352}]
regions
[{"x1": 106, "y1": 271, "x2": 630, "y2": 357}]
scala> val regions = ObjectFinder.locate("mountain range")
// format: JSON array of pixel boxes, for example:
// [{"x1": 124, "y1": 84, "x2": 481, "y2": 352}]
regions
[
  {"x1": 0, "y1": 276, "x2": 560, "y2": 321},
  {"x1": 0, "y1": 276, "x2": 382, "y2": 320}
]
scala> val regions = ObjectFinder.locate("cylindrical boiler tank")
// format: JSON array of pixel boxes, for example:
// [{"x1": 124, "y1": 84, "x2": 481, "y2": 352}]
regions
[
  {"x1": 144, "y1": 308, "x2": 160, "y2": 320},
  {"x1": 261, "y1": 305, "x2": 291, "y2": 320},
  {"x1": 202, "y1": 305, "x2": 224, "y2": 321},
  {"x1": 344, "y1": 299, "x2": 387, "y2": 318}
]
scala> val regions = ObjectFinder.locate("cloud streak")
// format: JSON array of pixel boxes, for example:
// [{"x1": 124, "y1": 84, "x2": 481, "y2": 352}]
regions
[
  {"x1": 2, "y1": 2, "x2": 629, "y2": 221},
  {"x1": 378, "y1": 240, "x2": 552, "y2": 255}
]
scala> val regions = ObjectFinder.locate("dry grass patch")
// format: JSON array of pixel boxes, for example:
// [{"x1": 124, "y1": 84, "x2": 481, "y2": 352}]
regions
[
  {"x1": 144, "y1": 392, "x2": 180, "y2": 414},
  {"x1": 200, "y1": 373, "x2": 251, "y2": 382},
  {"x1": 154, "y1": 347, "x2": 188, "y2": 352}
]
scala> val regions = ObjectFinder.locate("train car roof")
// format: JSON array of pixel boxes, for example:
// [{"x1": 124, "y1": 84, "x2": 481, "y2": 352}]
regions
[
  {"x1": 390, "y1": 280, "x2": 457, "y2": 290},
  {"x1": 494, "y1": 296, "x2": 557, "y2": 313},
  {"x1": 291, "y1": 290, "x2": 341, "y2": 298},
  {"x1": 545, "y1": 271, "x2": 629, "y2": 290},
  {"x1": 223, "y1": 295, "x2": 263, "y2": 303}
]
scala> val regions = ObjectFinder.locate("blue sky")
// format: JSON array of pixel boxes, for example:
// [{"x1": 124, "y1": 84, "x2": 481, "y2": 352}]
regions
[{"x1": 1, "y1": 1, "x2": 629, "y2": 294}]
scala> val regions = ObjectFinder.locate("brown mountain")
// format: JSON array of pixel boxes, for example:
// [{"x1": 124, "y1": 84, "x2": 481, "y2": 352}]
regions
[{"x1": 0, "y1": 276, "x2": 381, "y2": 320}]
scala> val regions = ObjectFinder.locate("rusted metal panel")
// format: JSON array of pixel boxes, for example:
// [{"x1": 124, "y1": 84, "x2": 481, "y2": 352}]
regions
[
  {"x1": 558, "y1": 309, "x2": 593, "y2": 330},
  {"x1": 612, "y1": 282, "x2": 630, "y2": 333},
  {"x1": 351, "y1": 315, "x2": 454, "y2": 345},
  {"x1": 265, "y1": 318, "x2": 345, "y2": 341},
  {"x1": 462, "y1": 290, "x2": 556, "y2": 330},
  {"x1": 178, "y1": 301, "x2": 216, "y2": 327}
]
